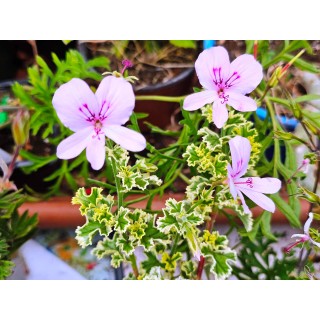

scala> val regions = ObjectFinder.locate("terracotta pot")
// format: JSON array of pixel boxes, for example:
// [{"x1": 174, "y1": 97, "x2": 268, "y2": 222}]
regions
[{"x1": 20, "y1": 190, "x2": 309, "y2": 229}]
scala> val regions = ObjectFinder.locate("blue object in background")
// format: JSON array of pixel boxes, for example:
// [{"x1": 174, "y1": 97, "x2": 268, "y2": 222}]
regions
[
  {"x1": 256, "y1": 107, "x2": 299, "y2": 132},
  {"x1": 203, "y1": 40, "x2": 216, "y2": 50}
]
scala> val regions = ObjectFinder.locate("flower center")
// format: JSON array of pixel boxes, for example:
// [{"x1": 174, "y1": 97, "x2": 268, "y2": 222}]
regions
[
  {"x1": 234, "y1": 178, "x2": 253, "y2": 188},
  {"x1": 79, "y1": 101, "x2": 111, "y2": 123},
  {"x1": 218, "y1": 89, "x2": 229, "y2": 104},
  {"x1": 212, "y1": 68, "x2": 241, "y2": 103}
]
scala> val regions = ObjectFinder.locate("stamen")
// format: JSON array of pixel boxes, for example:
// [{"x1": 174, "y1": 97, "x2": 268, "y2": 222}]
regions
[
  {"x1": 284, "y1": 239, "x2": 304, "y2": 254},
  {"x1": 79, "y1": 103, "x2": 96, "y2": 122},
  {"x1": 100, "y1": 101, "x2": 111, "y2": 121},
  {"x1": 121, "y1": 59, "x2": 133, "y2": 74},
  {"x1": 234, "y1": 178, "x2": 253, "y2": 188},
  {"x1": 212, "y1": 67, "x2": 223, "y2": 85},
  {"x1": 225, "y1": 72, "x2": 240, "y2": 88}
]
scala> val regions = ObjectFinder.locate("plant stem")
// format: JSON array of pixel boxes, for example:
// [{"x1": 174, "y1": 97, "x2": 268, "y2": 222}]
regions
[
  {"x1": 196, "y1": 256, "x2": 205, "y2": 280},
  {"x1": 170, "y1": 233, "x2": 180, "y2": 256},
  {"x1": 310, "y1": 153, "x2": 320, "y2": 212},
  {"x1": 107, "y1": 141, "x2": 123, "y2": 208},
  {"x1": 265, "y1": 97, "x2": 281, "y2": 177},
  {"x1": 135, "y1": 95, "x2": 186, "y2": 103},
  {"x1": 196, "y1": 212, "x2": 216, "y2": 280},
  {"x1": 300, "y1": 121, "x2": 317, "y2": 152},
  {"x1": 129, "y1": 254, "x2": 139, "y2": 278},
  {"x1": 4, "y1": 146, "x2": 21, "y2": 181}
]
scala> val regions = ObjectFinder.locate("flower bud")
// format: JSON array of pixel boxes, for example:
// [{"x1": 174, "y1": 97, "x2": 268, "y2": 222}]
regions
[
  {"x1": 274, "y1": 130, "x2": 293, "y2": 140},
  {"x1": 298, "y1": 186, "x2": 320, "y2": 204},
  {"x1": 11, "y1": 109, "x2": 30, "y2": 147}
]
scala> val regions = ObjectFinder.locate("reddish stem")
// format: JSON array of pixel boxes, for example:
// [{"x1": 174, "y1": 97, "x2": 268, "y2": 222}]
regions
[
  {"x1": 196, "y1": 213, "x2": 216, "y2": 280},
  {"x1": 253, "y1": 40, "x2": 258, "y2": 60},
  {"x1": 196, "y1": 256, "x2": 205, "y2": 280}
]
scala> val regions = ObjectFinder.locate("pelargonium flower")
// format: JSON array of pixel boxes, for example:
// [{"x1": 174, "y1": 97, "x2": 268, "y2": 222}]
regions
[
  {"x1": 183, "y1": 46, "x2": 263, "y2": 128},
  {"x1": 52, "y1": 76, "x2": 146, "y2": 170},
  {"x1": 285, "y1": 212, "x2": 320, "y2": 253},
  {"x1": 227, "y1": 136, "x2": 281, "y2": 213}
]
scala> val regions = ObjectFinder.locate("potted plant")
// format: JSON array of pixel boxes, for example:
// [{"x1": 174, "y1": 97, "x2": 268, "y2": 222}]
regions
[{"x1": 25, "y1": 40, "x2": 318, "y2": 280}]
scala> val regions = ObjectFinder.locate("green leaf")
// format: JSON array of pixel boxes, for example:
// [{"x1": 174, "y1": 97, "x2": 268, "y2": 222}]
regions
[
  {"x1": 114, "y1": 207, "x2": 130, "y2": 233},
  {"x1": 141, "y1": 251, "x2": 163, "y2": 273},
  {"x1": 0, "y1": 260, "x2": 14, "y2": 280},
  {"x1": 283, "y1": 53, "x2": 320, "y2": 73},
  {"x1": 270, "y1": 194, "x2": 301, "y2": 228},
  {"x1": 76, "y1": 220, "x2": 112, "y2": 248},
  {"x1": 169, "y1": 40, "x2": 196, "y2": 49},
  {"x1": 116, "y1": 235, "x2": 135, "y2": 256}
]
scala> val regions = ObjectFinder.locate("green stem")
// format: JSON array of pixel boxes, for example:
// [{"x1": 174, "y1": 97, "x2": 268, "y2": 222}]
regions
[
  {"x1": 107, "y1": 140, "x2": 123, "y2": 208},
  {"x1": 135, "y1": 95, "x2": 186, "y2": 103},
  {"x1": 170, "y1": 234, "x2": 180, "y2": 256},
  {"x1": 124, "y1": 195, "x2": 150, "y2": 206},
  {"x1": 129, "y1": 254, "x2": 139, "y2": 278},
  {"x1": 179, "y1": 172, "x2": 191, "y2": 184},
  {"x1": 265, "y1": 97, "x2": 281, "y2": 178}
]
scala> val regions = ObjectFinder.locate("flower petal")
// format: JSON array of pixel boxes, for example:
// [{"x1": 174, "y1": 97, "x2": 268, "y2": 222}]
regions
[
  {"x1": 228, "y1": 136, "x2": 251, "y2": 179},
  {"x1": 56, "y1": 127, "x2": 93, "y2": 159},
  {"x1": 291, "y1": 234, "x2": 309, "y2": 241},
  {"x1": 310, "y1": 238, "x2": 320, "y2": 248},
  {"x1": 183, "y1": 90, "x2": 216, "y2": 111},
  {"x1": 195, "y1": 46, "x2": 230, "y2": 90},
  {"x1": 212, "y1": 100, "x2": 228, "y2": 128},
  {"x1": 229, "y1": 54, "x2": 263, "y2": 94},
  {"x1": 236, "y1": 187, "x2": 276, "y2": 213},
  {"x1": 86, "y1": 135, "x2": 106, "y2": 170},
  {"x1": 227, "y1": 164, "x2": 238, "y2": 199},
  {"x1": 233, "y1": 177, "x2": 281, "y2": 194},
  {"x1": 227, "y1": 92, "x2": 258, "y2": 112},
  {"x1": 95, "y1": 76, "x2": 135, "y2": 126},
  {"x1": 105, "y1": 125, "x2": 146, "y2": 152},
  {"x1": 236, "y1": 189, "x2": 251, "y2": 214},
  {"x1": 52, "y1": 78, "x2": 98, "y2": 131},
  {"x1": 304, "y1": 212, "x2": 314, "y2": 235}
]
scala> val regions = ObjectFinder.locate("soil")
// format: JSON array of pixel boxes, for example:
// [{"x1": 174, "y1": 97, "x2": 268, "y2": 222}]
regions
[{"x1": 80, "y1": 40, "x2": 199, "y2": 90}]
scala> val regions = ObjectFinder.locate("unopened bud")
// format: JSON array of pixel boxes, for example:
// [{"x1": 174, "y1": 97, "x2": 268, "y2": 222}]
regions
[
  {"x1": 12, "y1": 109, "x2": 30, "y2": 146},
  {"x1": 274, "y1": 130, "x2": 293, "y2": 140},
  {"x1": 268, "y1": 66, "x2": 282, "y2": 88},
  {"x1": 298, "y1": 186, "x2": 320, "y2": 204},
  {"x1": 302, "y1": 120, "x2": 320, "y2": 136},
  {"x1": 291, "y1": 101, "x2": 302, "y2": 120}
]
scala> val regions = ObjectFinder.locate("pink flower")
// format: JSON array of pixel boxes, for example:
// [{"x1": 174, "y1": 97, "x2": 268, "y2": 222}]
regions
[
  {"x1": 285, "y1": 212, "x2": 320, "y2": 253},
  {"x1": 52, "y1": 76, "x2": 146, "y2": 170},
  {"x1": 183, "y1": 46, "x2": 263, "y2": 128},
  {"x1": 227, "y1": 136, "x2": 281, "y2": 214}
]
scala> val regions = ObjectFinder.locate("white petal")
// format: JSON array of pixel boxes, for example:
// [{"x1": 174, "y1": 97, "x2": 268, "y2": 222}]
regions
[
  {"x1": 304, "y1": 212, "x2": 314, "y2": 235},
  {"x1": 105, "y1": 125, "x2": 146, "y2": 152},
  {"x1": 195, "y1": 47, "x2": 231, "y2": 90},
  {"x1": 233, "y1": 177, "x2": 281, "y2": 194},
  {"x1": 237, "y1": 187, "x2": 276, "y2": 213},
  {"x1": 291, "y1": 233, "x2": 307, "y2": 239},
  {"x1": 229, "y1": 54, "x2": 263, "y2": 94},
  {"x1": 56, "y1": 127, "x2": 93, "y2": 159},
  {"x1": 183, "y1": 90, "x2": 216, "y2": 111},
  {"x1": 227, "y1": 92, "x2": 258, "y2": 112},
  {"x1": 228, "y1": 136, "x2": 251, "y2": 179},
  {"x1": 227, "y1": 164, "x2": 238, "y2": 200},
  {"x1": 95, "y1": 76, "x2": 135, "y2": 126},
  {"x1": 52, "y1": 78, "x2": 98, "y2": 131},
  {"x1": 212, "y1": 100, "x2": 228, "y2": 128},
  {"x1": 236, "y1": 189, "x2": 251, "y2": 214},
  {"x1": 86, "y1": 135, "x2": 106, "y2": 170}
]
